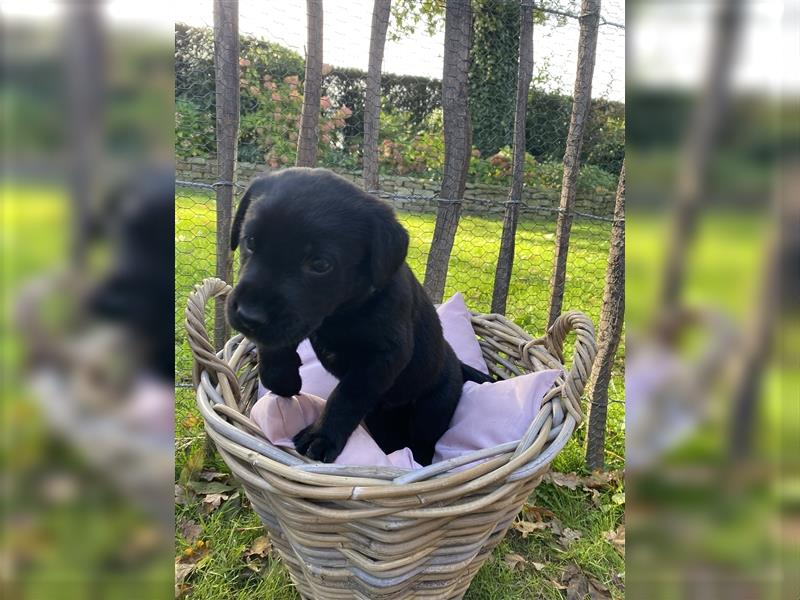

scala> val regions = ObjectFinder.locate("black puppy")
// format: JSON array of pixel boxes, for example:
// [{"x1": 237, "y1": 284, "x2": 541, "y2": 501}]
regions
[
  {"x1": 227, "y1": 168, "x2": 488, "y2": 465},
  {"x1": 88, "y1": 167, "x2": 175, "y2": 383}
]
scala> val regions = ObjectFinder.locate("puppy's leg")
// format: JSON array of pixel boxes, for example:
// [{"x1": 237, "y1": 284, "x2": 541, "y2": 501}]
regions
[
  {"x1": 293, "y1": 352, "x2": 409, "y2": 463},
  {"x1": 257, "y1": 344, "x2": 302, "y2": 397},
  {"x1": 410, "y1": 367, "x2": 463, "y2": 465}
]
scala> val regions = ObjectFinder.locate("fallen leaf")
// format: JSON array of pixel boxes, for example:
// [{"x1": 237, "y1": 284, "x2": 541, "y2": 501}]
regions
[
  {"x1": 531, "y1": 561, "x2": 546, "y2": 571},
  {"x1": 546, "y1": 471, "x2": 582, "y2": 490},
  {"x1": 503, "y1": 553, "x2": 527, "y2": 571},
  {"x1": 200, "y1": 493, "x2": 228, "y2": 515},
  {"x1": 198, "y1": 471, "x2": 228, "y2": 482},
  {"x1": 561, "y1": 564, "x2": 589, "y2": 600},
  {"x1": 512, "y1": 519, "x2": 548, "y2": 538},
  {"x1": 588, "y1": 487, "x2": 603, "y2": 506},
  {"x1": 186, "y1": 480, "x2": 236, "y2": 495},
  {"x1": 246, "y1": 535, "x2": 271, "y2": 559},
  {"x1": 175, "y1": 484, "x2": 188, "y2": 506},
  {"x1": 547, "y1": 518, "x2": 564, "y2": 536},
  {"x1": 604, "y1": 525, "x2": 625, "y2": 554},
  {"x1": 558, "y1": 527, "x2": 583, "y2": 548},
  {"x1": 175, "y1": 562, "x2": 195, "y2": 587},
  {"x1": 580, "y1": 470, "x2": 622, "y2": 489},
  {"x1": 179, "y1": 520, "x2": 202, "y2": 544},
  {"x1": 522, "y1": 504, "x2": 557, "y2": 521},
  {"x1": 181, "y1": 415, "x2": 200, "y2": 429},
  {"x1": 612, "y1": 491, "x2": 625, "y2": 505}
]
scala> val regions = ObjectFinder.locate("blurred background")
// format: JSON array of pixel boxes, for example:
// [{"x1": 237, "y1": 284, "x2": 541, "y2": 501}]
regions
[
  {"x1": 1, "y1": 0, "x2": 797, "y2": 599},
  {"x1": 626, "y1": 0, "x2": 797, "y2": 598},
  {"x1": 2, "y1": 1, "x2": 174, "y2": 598}
]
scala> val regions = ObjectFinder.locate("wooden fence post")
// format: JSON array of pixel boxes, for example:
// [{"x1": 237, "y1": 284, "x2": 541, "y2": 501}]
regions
[
  {"x1": 363, "y1": 0, "x2": 392, "y2": 192},
  {"x1": 585, "y1": 160, "x2": 624, "y2": 471},
  {"x1": 546, "y1": 0, "x2": 601, "y2": 327},
  {"x1": 491, "y1": 2, "x2": 533, "y2": 315},
  {"x1": 297, "y1": 0, "x2": 324, "y2": 167},
  {"x1": 213, "y1": 0, "x2": 240, "y2": 350},
  {"x1": 424, "y1": 0, "x2": 473, "y2": 303}
]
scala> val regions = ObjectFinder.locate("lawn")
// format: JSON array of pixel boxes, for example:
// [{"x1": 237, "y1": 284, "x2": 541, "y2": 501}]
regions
[{"x1": 175, "y1": 189, "x2": 626, "y2": 599}]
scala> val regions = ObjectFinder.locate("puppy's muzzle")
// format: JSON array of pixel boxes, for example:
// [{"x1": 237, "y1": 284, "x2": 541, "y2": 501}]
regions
[{"x1": 229, "y1": 297, "x2": 270, "y2": 330}]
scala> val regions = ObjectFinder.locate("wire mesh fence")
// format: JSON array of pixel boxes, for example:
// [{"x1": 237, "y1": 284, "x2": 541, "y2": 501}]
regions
[{"x1": 174, "y1": 0, "x2": 625, "y2": 389}]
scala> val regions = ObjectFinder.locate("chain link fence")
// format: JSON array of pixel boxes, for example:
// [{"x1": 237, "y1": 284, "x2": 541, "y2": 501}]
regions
[{"x1": 175, "y1": 0, "x2": 625, "y2": 403}]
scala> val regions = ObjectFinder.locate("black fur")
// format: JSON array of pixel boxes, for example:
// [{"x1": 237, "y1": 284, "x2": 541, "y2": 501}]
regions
[
  {"x1": 88, "y1": 167, "x2": 175, "y2": 383},
  {"x1": 227, "y1": 168, "x2": 487, "y2": 465}
]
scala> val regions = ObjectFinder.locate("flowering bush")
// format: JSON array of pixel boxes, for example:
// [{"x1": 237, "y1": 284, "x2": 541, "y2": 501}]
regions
[{"x1": 238, "y1": 60, "x2": 351, "y2": 166}]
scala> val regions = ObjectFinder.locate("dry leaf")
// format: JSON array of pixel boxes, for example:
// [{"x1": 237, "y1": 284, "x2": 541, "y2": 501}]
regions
[
  {"x1": 580, "y1": 470, "x2": 621, "y2": 489},
  {"x1": 246, "y1": 535, "x2": 271, "y2": 559},
  {"x1": 547, "y1": 518, "x2": 564, "y2": 536},
  {"x1": 503, "y1": 553, "x2": 527, "y2": 571},
  {"x1": 522, "y1": 503, "x2": 556, "y2": 521},
  {"x1": 561, "y1": 564, "x2": 589, "y2": 600},
  {"x1": 175, "y1": 484, "x2": 188, "y2": 506},
  {"x1": 179, "y1": 520, "x2": 202, "y2": 544},
  {"x1": 187, "y1": 480, "x2": 236, "y2": 495},
  {"x1": 198, "y1": 471, "x2": 228, "y2": 482},
  {"x1": 512, "y1": 519, "x2": 548, "y2": 538},
  {"x1": 531, "y1": 561, "x2": 546, "y2": 571},
  {"x1": 200, "y1": 493, "x2": 228, "y2": 515},
  {"x1": 175, "y1": 562, "x2": 195, "y2": 585},
  {"x1": 546, "y1": 471, "x2": 582, "y2": 490},
  {"x1": 181, "y1": 415, "x2": 200, "y2": 429},
  {"x1": 604, "y1": 525, "x2": 625, "y2": 554},
  {"x1": 558, "y1": 527, "x2": 583, "y2": 548}
]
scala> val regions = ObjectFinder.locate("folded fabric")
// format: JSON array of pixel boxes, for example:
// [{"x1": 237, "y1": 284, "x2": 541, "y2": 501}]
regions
[
  {"x1": 249, "y1": 392, "x2": 422, "y2": 469},
  {"x1": 436, "y1": 292, "x2": 490, "y2": 375},
  {"x1": 257, "y1": 292, "x2": 488, "y2": 399},
  {"x1": 433, "y1": 369, "x2": 561, "y2": 464}
]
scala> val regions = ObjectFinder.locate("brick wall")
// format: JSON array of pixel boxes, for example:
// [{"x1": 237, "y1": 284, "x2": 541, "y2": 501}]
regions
[{"x1": 176, "y1": 157, "x2": 614, "y2": 217}]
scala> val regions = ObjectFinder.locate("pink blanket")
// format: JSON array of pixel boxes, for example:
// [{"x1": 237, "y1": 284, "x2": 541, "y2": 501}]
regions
[{"x1": 250, "y1": 293, "x2": 561, "y2": 468}]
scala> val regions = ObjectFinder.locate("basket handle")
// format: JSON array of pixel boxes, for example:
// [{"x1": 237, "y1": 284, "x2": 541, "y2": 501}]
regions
[
  {"x1": 543, "y1": 310, "x2": 597, "y2": 422},
  {"x1": 185, "y1": 277, "x2": 242, "y2": 409}
]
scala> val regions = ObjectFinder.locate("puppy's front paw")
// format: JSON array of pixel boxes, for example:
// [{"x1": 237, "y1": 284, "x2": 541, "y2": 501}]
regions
[
  {"x1": 293, "y1": 423, "x2": 346, "y2": 463},
  {"x1": 259, "y1": 363, "x2": 301, "y2": 397}
]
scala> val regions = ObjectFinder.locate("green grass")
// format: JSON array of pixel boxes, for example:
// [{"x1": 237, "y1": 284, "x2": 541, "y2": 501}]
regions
[{"x1": 175, "y1": 190, "x2": 625, "y2": 599}]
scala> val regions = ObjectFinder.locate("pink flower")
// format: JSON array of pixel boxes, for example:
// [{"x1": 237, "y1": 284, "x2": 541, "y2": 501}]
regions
[
  {"x1": 283, "y1": 75, "x2": 300, "y2": 85},
  {"x1": 269, "y1": 159, "x2": 279, "y2": 168},
  {"x1": 239, "y1": 58, "x2": 251, "y2": 67},
  {"x1": 320, "y1": 96, "x2": 332, "y2": 110},
  {"x1": 271, "y1": 92, "x2": 281, "y2": 102},
  {"x1": 321, "y1": 134, "x2": 331, "y2": 144},
  {"x1": 340, "y1": 106, "x2": 353, "y2": 118}
]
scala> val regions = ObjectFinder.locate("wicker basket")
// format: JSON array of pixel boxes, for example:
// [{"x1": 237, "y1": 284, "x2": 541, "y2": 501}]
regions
[{"x1": 186, "y1": 277, "x2": 597, "y2": 600}]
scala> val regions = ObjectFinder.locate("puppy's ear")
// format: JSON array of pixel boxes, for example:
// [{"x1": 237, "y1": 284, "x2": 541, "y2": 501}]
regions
[
  {"x1": 369, "y1": 203, "x2": 409, "y2": 288},
  {"x1": 230, "y1": 183, "x2": 256, "y2": 251}
]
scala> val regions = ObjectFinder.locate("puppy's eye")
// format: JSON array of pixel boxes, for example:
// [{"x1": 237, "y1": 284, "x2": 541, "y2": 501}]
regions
[
  {"x1": 306, "y1": 257, "x2": 332, "y2": 274},
  {"x1": 244, "y1": 235, "x2": 256, "y2": 252}
]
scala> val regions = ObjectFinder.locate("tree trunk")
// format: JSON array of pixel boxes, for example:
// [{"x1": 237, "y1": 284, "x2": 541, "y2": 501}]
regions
[
  {"x1": 547, "y1": 0, "x2": 601, "y2": 327},
  {"x1": 659, "y1": 0, "x2": 743, "y2": 313},
  {"x1": 491, "y1": 2, "x2": 533, "y2": 315},
  {"x1": 213, "y1": 0, "x2": 240, "y2": 350},
  {"x1": 363, "y1": 0, "x2": 392, "y2": 192},
  {"x1": 65, "y1": 0, "x2": 103, "y2": 268},
  {"x1": 424, "y1": 0, "x2": 473, "y2": 303},
  {"x1": 296, "y1": 0, "x2": 324, "y2": 167},
  {"x1": 726, "y1": 163, "x2": 790, "y2": 461},
  {"x1": 585, "y1": 160, "x2": 624, "y2": 471}
]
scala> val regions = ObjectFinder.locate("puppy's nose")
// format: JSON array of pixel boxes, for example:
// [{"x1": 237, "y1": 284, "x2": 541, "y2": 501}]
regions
[{"x1": 232, "y1": 300, "x2": 269, "y2": 328}]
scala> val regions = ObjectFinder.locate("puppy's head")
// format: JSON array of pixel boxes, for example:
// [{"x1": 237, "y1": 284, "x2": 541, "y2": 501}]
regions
[{"x1": 227, "y1": 168, "x2": 408, "y2": 349}]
